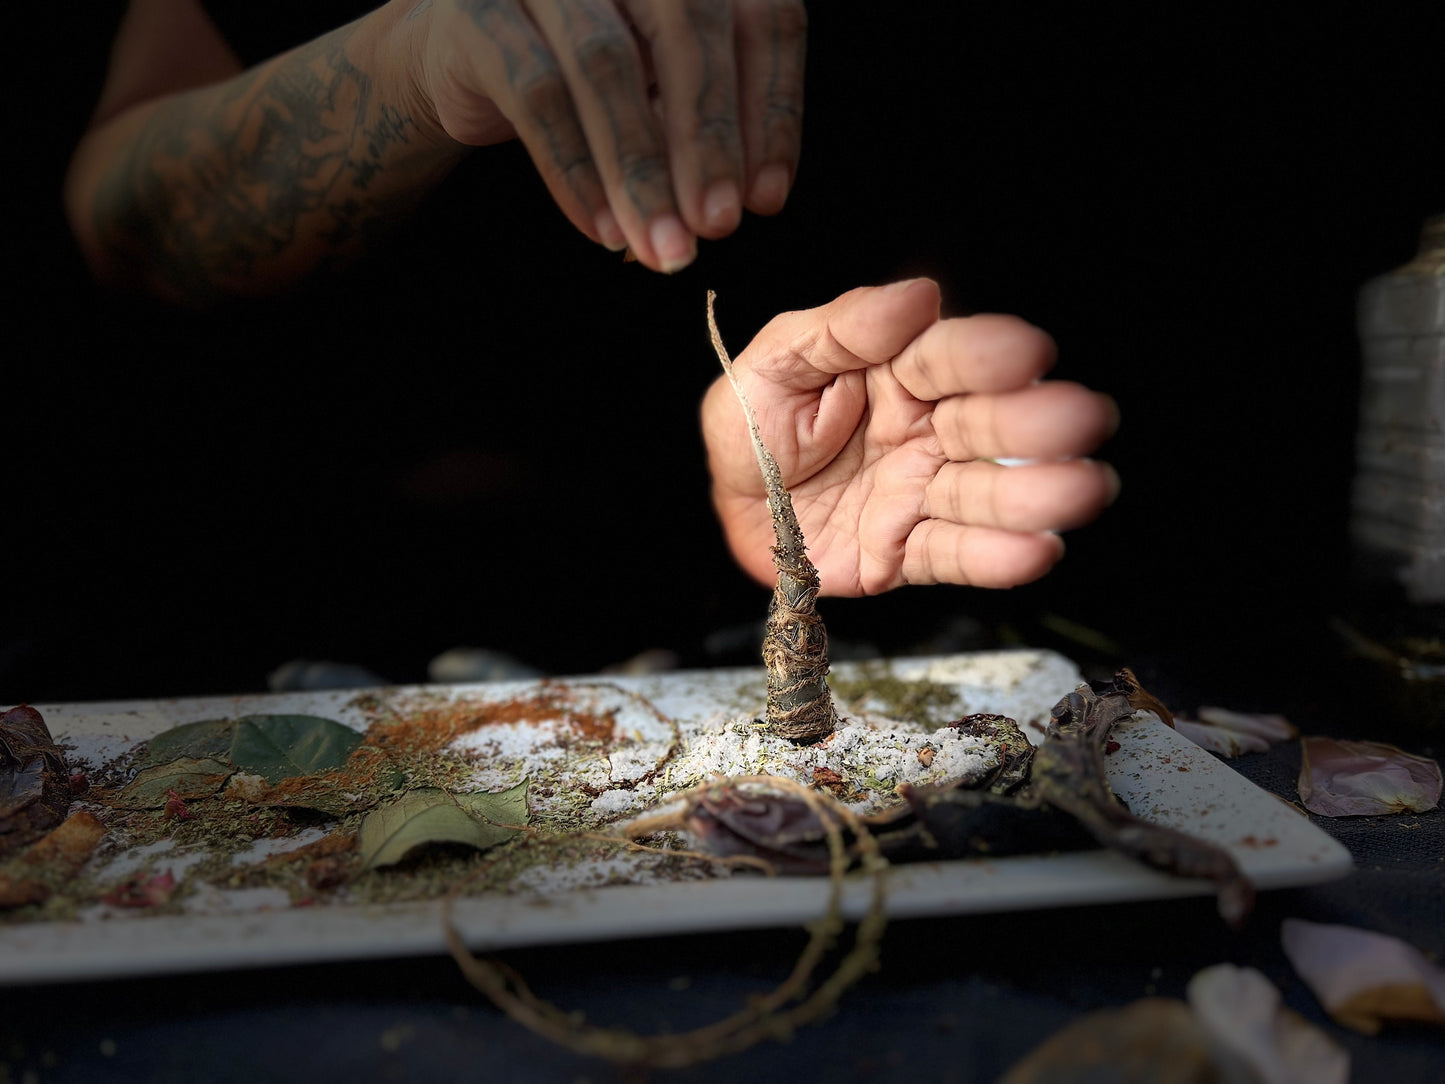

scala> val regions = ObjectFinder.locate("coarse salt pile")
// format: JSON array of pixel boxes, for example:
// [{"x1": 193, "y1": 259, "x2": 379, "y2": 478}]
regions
[{"x1": 615, "y1": 715, "x2": 999, "y2": 819}]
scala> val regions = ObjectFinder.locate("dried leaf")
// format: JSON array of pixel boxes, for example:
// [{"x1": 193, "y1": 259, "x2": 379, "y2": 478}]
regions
[
  {"x1": 1282, "y1": 918, "x2": 1445, "y2": 1035},
  {"x1": 0, "y1": 811, "x2": 107, "y2": 908},
  {"x1": 138, "y1": 717, "x2": 235, "y2": 767},
  {"x1": 138, "y1": 714, "x2": 364, "y2": 784},
  {"x1": 228, "y1": 715, "x2": 365, "y2": 782},
  {"x1": 359, "y1": 785, "x2": 528, "y2": 870},
  {"x1": 111, "y1": 756, "x2": 235, "y2": 809},
  {"x1": 1297, "y1": 737, "x2": 1442, "y2": 816},
  {"x1": 1186, "y1": 963, "x2": 1349, "y2": 1083},
  {"x1": 1, "y1": 704, "x2": 71, "y2": 857}
]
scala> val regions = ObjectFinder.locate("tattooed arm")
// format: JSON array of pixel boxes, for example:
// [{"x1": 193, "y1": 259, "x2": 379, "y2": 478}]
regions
[{"x1": 64, "y1": 0, "x2": 807, "y2": 302}]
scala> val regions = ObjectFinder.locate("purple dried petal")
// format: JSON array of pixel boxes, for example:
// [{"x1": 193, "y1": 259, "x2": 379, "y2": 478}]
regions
[{"x1": 1298, "y1": 737, "x2": 1442, "y2": 816}]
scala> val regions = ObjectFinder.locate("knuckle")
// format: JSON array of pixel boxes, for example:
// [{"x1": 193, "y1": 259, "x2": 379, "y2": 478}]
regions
[
  {"x1": 681, "y1": 0, "x2": 732, "y2": 37},
  {"x1": 773, "y1": 0, "x2": 809, "y2": 44},
  {"x1": 692, "y1": 110, "x2": 742, "y2": 152},
  {"x1": 615, "y1": 145, "x2": 669, "y2": 192},
  {"x1": 513, "y1": 64, "x2": 570, "y2": 122},
  {"x1": 572, "y1": 29, "x2": 639, "y2": 93}
]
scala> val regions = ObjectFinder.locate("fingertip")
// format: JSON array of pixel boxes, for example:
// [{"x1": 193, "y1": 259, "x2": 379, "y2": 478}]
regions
[
  {"x1": 701, "y1": 179, "x2": 743, "y2": 237},
  {"x1": 649, "y1": 214, "x2": 697, "y2": 273},
  {"x1": 747, "y1": 164, "x2": 791, "y2": 215},
  {"x1": 593, "y1": 207, "x2": 628, "y2": 252},
  {"x1": 1101, "y1": 393, "x2": 1122, "y2": 438},
  {"x1": 1101, "y1": 461, "x2": 1122, "y2": 505}
]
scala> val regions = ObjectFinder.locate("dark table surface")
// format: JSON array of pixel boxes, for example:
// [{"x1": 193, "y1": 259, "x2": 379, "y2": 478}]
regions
[{"x1": 5, "y1": 643, "x2": 1443, "y2": 1084}]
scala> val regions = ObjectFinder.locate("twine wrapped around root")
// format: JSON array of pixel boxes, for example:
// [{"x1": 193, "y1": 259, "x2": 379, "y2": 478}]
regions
[
  {"x1": 708, "y1": 291, "x2": 839, "y2": 743},
  {"x1": 441, "y1": 776, "x2": 888, "y2": 1070}
]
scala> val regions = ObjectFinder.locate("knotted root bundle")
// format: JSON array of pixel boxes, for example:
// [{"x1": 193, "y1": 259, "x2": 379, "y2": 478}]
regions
[{"x1": 707, "y1": 292, "x2": 838, "y2": 743}]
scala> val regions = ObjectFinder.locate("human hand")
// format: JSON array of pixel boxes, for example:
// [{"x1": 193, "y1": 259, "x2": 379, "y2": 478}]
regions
[
  {"x1": 407, "y1": 0, "x2": 806, "y2": 272},
  {"x1": 702, "y1": 280, "x2": 1120, "y2": 596}
]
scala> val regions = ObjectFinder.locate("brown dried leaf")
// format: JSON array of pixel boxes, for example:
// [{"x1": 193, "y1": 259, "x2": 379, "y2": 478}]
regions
[
  {"x1": 1297, "y1": 737, "x2": 1442, "y2": 816},
  {"x1": 110, "y1": 756, "x2": 236, "y2": 809},
  {"x1": 0, "y1": 811, "x2": 106, "y2": 908},
  {"x1": 0, "y1": 704, "x2": 71, "y2": 857}
]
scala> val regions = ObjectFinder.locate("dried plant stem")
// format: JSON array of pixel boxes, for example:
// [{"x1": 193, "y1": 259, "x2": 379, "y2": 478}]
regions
[
  {"x1": 441, "y1": 776, "x2": 888, "y2": 1070},
  {"x1": 707, "y1": 291, "x2": 838, "y2": 743}
]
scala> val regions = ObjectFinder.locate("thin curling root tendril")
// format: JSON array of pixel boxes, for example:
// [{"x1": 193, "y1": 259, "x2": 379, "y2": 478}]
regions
[
  {"x1": 708, "y1": 291, "x2": 839, "y2": 743},
  {"x1": 441, "y1": 776, "x2": 889, "y2": 1070}
]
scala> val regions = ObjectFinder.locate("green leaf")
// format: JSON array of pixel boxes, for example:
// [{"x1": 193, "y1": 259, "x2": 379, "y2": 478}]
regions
[
  {"x1": 228, "y1": 715, "x2": 364, "y2": 783},
  {"x1": 113, "y1": 757, "x2": 235, "y2": 809},
  {"x1": 138, "y1": 719, "x2": 234, "y2": 768},
  {"x1": 358, "y1": 784, "x2": 527, "y2": 870},
  {"x1": 138, "y1": 715, "x2": 363, "y2": 784}
]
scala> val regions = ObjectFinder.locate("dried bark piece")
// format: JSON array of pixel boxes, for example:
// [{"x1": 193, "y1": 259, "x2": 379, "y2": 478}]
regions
[
  {"x1": 0, "y1": 811, "x2": 106, "y2": 908},
  {"x1": 1, "y1": 704, "x2": 72, "y2": 858},
  {"x1": 707, "y1": 291, "x2": 837, "y2": 743},
  {"x1": 1030, "y1": 670, "x2": 1254, "y2": 926},
  {"x1": 1297, "y1": 736, "x2": 1441, "y2": 816}
]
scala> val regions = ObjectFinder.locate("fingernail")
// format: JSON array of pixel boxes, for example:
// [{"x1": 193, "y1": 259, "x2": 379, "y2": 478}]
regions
[
  {"x1": 649, "y1": 214, "x2": 696, "y2": 273},
  {"x1": 886, "y1": 277, "x2": 927, "y2": 296},
  {"x1": 703, "y1": 180, "x2": 742, "y2": 233},
  {"x1": 1101, "y1": 393, "x2": 1122, "y2": 437},
  {"x1": 749, "y1": 165, "x2": 791, "y2": 213},
  {"x1": 1102, "y1": 462, "x2": 1122, "y2": 504},
  {"x1": 594, "y1": 207, "x2": 628, "y2": 251}
]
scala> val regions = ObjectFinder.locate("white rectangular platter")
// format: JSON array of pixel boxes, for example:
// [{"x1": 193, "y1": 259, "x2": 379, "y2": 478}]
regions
[{"x1": 0, "y1": 650, "x2": 1352, "y2": 986}]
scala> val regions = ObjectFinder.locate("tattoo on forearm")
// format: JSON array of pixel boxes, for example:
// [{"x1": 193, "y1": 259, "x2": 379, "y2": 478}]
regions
[{"x1": 93, "y1": 25, "x2": 430, "y2": 300}]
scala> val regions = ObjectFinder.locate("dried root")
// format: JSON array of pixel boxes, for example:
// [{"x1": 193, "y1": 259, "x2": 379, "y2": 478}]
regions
[
  {"x1": 441, "y1": 776, "x2": 887, "y2": 1070},
  {"x1": 707, "y1": 291, "x2": 838, "y2": 743}
]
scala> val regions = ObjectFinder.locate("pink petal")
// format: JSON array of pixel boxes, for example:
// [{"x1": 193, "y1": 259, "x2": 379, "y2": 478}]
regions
[
  {"x1": 1186, "y1": 963, "x2": 1348, "y2": 1083},
  {"x1": 1174, "y1": 708, "x2": 1296, "y2": 758},
  {"x1": 1282, "y1": 918, "x2": 1445, "y2": 1035},
  {"x1": 1197, "y1": 707, "x2": 1298, "y2": 742},
  {"x1": 1297, "y1": 737, "x2": 1441, "y2": 816}
]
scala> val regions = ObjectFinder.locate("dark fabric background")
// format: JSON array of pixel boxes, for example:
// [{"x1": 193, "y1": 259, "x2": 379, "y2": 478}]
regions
[{"x1": 8, "y1": 3, "x2": 1445, "y2": 708}]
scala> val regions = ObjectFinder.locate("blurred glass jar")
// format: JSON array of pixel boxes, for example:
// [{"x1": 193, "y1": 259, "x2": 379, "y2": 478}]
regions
[{"x1": 1351, "y1": 213, "x2": 1445, "y2": 602}]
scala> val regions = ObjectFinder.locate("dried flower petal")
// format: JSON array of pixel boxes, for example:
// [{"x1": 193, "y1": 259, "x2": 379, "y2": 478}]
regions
[
  {"x1": 1297, "y1": 737, "x2": 1442, "y2": 816},
  {"x1": 102, "y1": 869, "x2": 177, "y2": 908},
  {"x1": 1001, "y1": 998, "x2": 1224, "y2": 1083},
  {"x1": 1174, "y1": 708, "x2": 1297, "y2": 758},
  {"x1": 1282, "y1": 918, "x2": 1445, "y2": 1035},
  {"x1": 1186, "y1": 963, "x2": 1349, "y2": 1083}
]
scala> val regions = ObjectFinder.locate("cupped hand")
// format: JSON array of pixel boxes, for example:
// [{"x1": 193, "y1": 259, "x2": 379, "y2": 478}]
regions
[
  {"x1": 701, "y1": 280, "x2": 1120, "y2": 596},
  {"x1": 408, "y1": 0, "x2": 806, "y2": 272}
]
